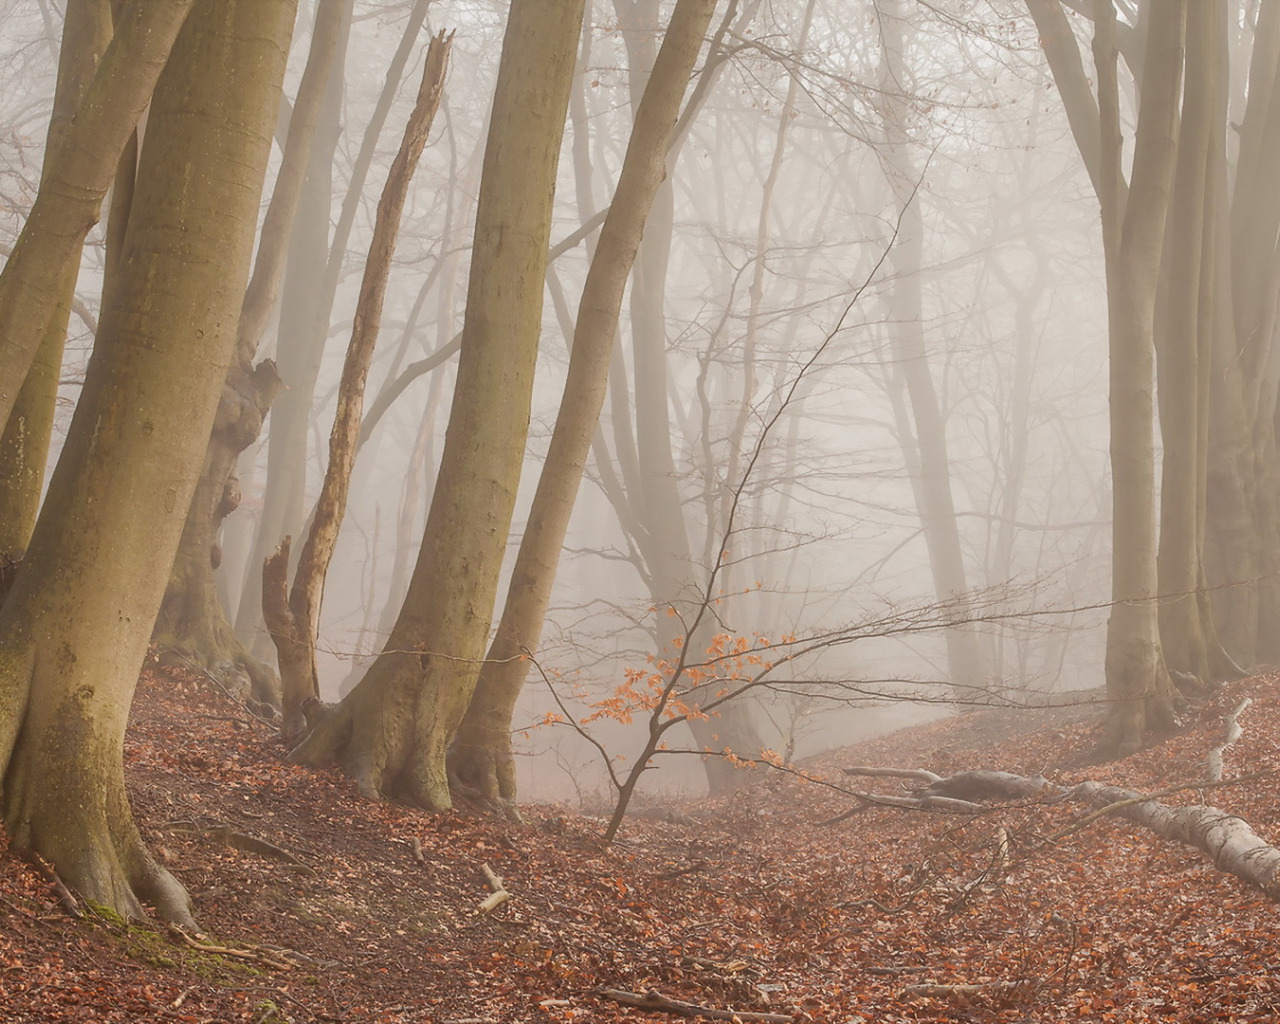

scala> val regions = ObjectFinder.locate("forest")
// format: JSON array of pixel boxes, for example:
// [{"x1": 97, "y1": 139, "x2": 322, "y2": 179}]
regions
[{"x1": 2, "y1": 0, "x2": 1280, "y2": 1020}]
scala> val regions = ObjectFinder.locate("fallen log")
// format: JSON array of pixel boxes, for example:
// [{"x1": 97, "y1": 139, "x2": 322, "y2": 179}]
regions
[
  {"x1": 836, "y1": 764, "x2": 1280, "y2": 901},
  {"x1": 1065, "y1": 781, "x2": 1280, "y2": 900}
]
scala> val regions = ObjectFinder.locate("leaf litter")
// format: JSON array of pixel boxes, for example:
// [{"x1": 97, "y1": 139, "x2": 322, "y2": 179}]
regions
[{"x1": 2, "y1": 662, "x2": 1280, "y2": 1021}]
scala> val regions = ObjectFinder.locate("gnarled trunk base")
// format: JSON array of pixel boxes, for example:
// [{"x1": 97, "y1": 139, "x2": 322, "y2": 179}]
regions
[
  {"x1": 290, "y1": 652, "x2": 453, "y2": 810},
  {"x1": 2, "y1": 656, "x2": 195, "y2": 927}
]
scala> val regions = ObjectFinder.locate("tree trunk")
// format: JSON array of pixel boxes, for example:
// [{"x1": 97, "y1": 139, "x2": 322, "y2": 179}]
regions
[
  {"x1": 1152, "y1": 0, "x2": 1239, "y2": 687},
  {"x1": 610, "y1": 0, "x2": 768, "y2": 793},
  {"x1": 1095, "y1": 0, "x2": 1185, "y2": 753},
  {"x1": 264, "y1": 31, "x2": 451, "y2": 740},
  {"x1": 291, "y1": 0, "x2": 585, "y2": 810},
  {"x1": 876, "y1": 0, "x2": 990, "y2": 700},
  {"x1": 0, "y1": 0, "x2": 114, "y2": 584},
  {"x1": 0, "y1": 0, "x2": 295, "y2": 923},
  {"x1": 448, "y1": 0, "x2": 719, "y2": 813},
  {"x1": 0, "y1": 0, "x2": 194, "y2": 437},
  {"x1": 155, "y1": 0, "x2": 351, "y2": 703},
  {"x1": 235, "y1": 0, "x2": 430, "y2": 655}
]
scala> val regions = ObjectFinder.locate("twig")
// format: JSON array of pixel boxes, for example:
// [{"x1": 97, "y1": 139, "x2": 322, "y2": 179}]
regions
[
  {"x1": 655, "y1": 860, "x2": 708, "y2": 880},
  {"x1": 169, "y1": 986, "x2": 196, "y2": 1010},
  {"x1": 31, "y1": 855, "x2": 83, "y2": 919},
  {"x1": 594, "y1": 987, "x2": 792, "y2": 1022},
  {"x1": 901, "y1": 980, "x2": 1031, "y2": 1001}
]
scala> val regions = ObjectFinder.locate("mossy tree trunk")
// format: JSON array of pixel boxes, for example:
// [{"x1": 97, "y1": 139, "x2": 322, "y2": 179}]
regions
[
  {"x1": 291, "y1": 0, "x2": 585, "y2": 810},
  {"x1": 0, "y1": 0, "x2": 295, "y2": 924},
  {"x1": 0, "y1": 0, "x2": 194, "y2": 438},
  {"x1": 0, "y1": 0, "x2": 113, "y2": 591},
  {"x1": 448, "y1": 0, "x2": 719, "y2": 814}
]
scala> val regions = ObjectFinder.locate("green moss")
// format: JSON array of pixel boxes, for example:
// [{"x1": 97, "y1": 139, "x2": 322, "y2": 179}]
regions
[
  {"x1": 85, "y1": 900, "x2": 128, "y2": 927},
  {"x1": 91, "y1": 916, "x2": 265, "y2": 983},
  {"x1": 252, "y1": 999, "x2": 288, "y2": 1023}
]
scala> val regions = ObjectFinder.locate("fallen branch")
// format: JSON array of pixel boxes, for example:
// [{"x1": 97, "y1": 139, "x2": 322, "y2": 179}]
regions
[
  {"x1": 820, "y1": 789, "x2": 983, "y2": 822},
  {"x1": 476, "y1": 862, "x2": 510, "y2": 913},
  {"x1": 167, "y1": 823, "x2": 316, "y2": 875},
  {"x1": 842, "y1": 766, "x2": 943, "y2": 785},
  {"x1": 1206, "y1": 699, "x2": 1252, "y2": 783},
  {"x1": 594, "y1": 987, "x2": 792, "y2": 1022},
  {"x1": 31, "y1": 855, "x2": 83, "y2": 919},
  {"x1": 901, "y1": 980, "x2": 1030, "y2": 1001}
]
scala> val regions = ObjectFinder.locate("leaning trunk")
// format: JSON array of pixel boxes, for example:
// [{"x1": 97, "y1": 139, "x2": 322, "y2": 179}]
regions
[
  {"x1": 291, "y1": 0, "x2": 585, "y2": 810},
  {"x1": 0, "y1": 0, "x2": 295, "y2": 923},
  {"x1": 448, "y1": 0, "x2": 718, "y2": 811}
]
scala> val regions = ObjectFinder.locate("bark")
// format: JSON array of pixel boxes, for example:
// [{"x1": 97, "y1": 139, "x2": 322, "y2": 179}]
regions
[
  {"x1": 0, "y1": 0, "x2": 113, "y2": 577},
  {"x1": 0, "y1": 0, "x2": 295, "y2": 923},
  {"x1": 1095, "y1": 0, "x2": 1185, "y2": 754},
  {"x1": 1153, "y1": 0, "x2": 1213, "y2": 683},
  {"x1": 264, "y1": 31, "x2": 451, "y2": 740},
  {"x1": 155, "y1": 0, "x2": 351, "y2": 702},
  {"x1": 0, "y1": 0, "x2": 195, "y2": 437},
  {"x1": 291, "y1": 0, "x2": 585, "y2": 810},
  {"x1": 448, "y1": 0, "x2": 718, "y2": 813}
]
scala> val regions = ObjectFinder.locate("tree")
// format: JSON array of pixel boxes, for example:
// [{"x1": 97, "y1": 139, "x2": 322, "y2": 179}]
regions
[
  {"x1": 232, "y1": 0, "x2": 433, "y2": 658},
  {"x1": 1026, "y1": 0, "x2": 1253, "y2": 749},
  {"x1": 447, "y1": 0, "x2": 721, "y2": 815},
  {"x1": 1093, "y1": 0, "x2": 1185, "y2": 752},
  {"x1": 585, "y1": 0, "x2": 770, "y2": 794},
  {"x1": 874, "y1": 0, "x2": 991, "y2": 701},
  {"x1": 291, "y1": 0, "x2": 586, "y2": 810},
  {"x1": 0, "y1": 0, "x2": 194, "y2": 456},
  {"x1": 265, "y1": 30, "x2": 452, "y2": 740},
  {"x1": 152, "y1": 0, "x2": 353, "y2": 706},
  {"x1": 0, "y1": 0, "x2": 296, "y2": 922},
  {"x1": 0, "y1": 0, "x2": 112, "y2": 587}
]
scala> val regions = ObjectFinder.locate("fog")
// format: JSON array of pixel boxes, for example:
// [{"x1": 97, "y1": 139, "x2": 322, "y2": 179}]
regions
[{"x1": 0, "y1": 0, "x2": 1171, "y2": 804}]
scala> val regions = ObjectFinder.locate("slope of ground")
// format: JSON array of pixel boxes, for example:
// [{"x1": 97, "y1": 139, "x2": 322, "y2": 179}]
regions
[{"x1": 2, "y1": 661, "x2": 1280, "y2": 1022}]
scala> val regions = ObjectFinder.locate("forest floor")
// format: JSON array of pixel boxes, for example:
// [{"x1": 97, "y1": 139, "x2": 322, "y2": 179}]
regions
[{"x1": 3, "y1": 661, "x2": 1280, "y2": 1022}]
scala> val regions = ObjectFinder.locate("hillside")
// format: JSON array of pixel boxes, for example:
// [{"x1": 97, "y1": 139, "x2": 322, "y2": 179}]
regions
[{"x1": 2, "y1": 663, "x2": 1279, "y2": 1022}]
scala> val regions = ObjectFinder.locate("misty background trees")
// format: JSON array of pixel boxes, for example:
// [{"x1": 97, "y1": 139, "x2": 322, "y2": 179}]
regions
[{"x1": 1, "y1": 0, "x2": 1277, "y2": 922}]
